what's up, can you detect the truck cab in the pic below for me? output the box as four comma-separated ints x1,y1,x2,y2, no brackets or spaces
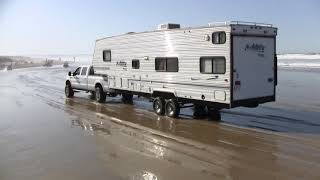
65,65,109,102
67,65,93,90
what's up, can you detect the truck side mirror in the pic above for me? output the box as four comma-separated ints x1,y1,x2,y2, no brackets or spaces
68,71,72,76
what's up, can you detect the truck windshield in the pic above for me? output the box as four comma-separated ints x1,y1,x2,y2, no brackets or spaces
73,67,80,75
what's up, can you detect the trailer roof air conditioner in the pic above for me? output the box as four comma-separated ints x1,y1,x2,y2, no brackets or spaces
157,23,180,30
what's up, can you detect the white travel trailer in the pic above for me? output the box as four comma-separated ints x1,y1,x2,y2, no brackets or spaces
66,21,278,119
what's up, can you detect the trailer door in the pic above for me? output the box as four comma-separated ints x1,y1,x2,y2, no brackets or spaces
232,36,275,101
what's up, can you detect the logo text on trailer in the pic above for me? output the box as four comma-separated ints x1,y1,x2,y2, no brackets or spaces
245,43,265,57
116,61,127,67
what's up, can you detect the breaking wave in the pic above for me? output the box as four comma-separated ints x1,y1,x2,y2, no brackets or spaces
278,54,320,70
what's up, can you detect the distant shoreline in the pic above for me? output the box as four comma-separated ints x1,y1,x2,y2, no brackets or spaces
0,56,67,70
277,53,320,60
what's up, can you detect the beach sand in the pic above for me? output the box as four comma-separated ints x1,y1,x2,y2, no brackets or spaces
0,65,319,180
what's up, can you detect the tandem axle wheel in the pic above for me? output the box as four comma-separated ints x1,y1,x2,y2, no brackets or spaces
152,97,180,118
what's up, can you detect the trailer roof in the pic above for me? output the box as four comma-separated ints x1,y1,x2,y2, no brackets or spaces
96,21,277,42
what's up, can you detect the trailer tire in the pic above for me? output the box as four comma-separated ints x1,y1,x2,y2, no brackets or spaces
207,107,221,121
153,97,165,115
193,105,207,119
65,84,74,98
122,93,133,103
95,86,106,103
165,99,180,118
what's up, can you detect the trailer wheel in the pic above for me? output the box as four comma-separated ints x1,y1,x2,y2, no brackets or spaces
165,99,180,118
207,107,221,121
95,86,106,103
65,84,74,98
193,105,207,119
122,93,133,103
153,97,165,115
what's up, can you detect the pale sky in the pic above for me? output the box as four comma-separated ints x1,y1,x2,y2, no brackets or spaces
0,0,319,55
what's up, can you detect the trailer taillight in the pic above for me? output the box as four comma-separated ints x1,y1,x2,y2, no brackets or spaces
235,81,241,86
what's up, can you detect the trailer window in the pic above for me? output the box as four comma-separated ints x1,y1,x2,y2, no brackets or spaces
132,59,140,69
155,57,178,72
155,58,166,71
201,58,212,73
167,58,179,72
81,67,87,76
103,50,111,62
212,32,226,44
200,57,226,74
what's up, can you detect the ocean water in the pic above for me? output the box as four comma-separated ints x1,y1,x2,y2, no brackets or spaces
27,54,320,71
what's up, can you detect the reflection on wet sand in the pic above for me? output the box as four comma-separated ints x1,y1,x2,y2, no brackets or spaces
65,97,320,180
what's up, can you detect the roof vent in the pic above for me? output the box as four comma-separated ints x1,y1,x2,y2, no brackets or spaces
157,23,180,30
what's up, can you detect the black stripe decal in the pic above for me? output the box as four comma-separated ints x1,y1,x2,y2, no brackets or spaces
125,78,229,89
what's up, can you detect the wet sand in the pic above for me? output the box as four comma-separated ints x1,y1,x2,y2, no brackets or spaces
0,67,320,180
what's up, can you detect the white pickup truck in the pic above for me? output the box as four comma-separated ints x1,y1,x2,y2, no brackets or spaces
65,65,118,102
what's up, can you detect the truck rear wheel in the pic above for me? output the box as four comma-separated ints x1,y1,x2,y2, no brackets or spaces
153,97,165,115
165,99,180,118
89,91,95,99
95,86,106,103
65,84,74,98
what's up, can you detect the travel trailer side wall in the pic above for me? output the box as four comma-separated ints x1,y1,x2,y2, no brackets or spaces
93,25,233,106
66,22,277,118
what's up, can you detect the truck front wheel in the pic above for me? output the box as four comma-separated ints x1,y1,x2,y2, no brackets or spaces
65,84,74,98
95,86,106,103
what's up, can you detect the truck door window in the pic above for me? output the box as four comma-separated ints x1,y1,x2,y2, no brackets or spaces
200,57,226,74
81,67,87,76
212,32,226,44
73,67,81,76
89,67,94,75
